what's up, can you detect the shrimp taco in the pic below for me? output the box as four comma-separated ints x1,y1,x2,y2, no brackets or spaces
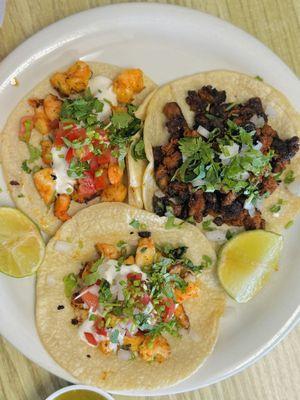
1,61,156,235
142,70,300,240
36,203,225,390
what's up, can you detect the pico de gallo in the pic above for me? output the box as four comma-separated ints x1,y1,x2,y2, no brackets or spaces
63,230,212,362
19,61,145,221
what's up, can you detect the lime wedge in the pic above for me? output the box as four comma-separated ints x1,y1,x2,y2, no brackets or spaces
218,230,283,303
0,207,45,277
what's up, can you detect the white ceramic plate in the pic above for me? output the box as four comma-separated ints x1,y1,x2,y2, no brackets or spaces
0,3,299,397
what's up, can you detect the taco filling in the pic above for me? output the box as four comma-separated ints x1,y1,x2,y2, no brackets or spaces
64,233,212,362
152,86,299,229
18,61,144,221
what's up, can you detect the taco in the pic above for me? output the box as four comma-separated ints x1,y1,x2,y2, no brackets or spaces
1,61,156,235
142,70,300,239
36,203,225,390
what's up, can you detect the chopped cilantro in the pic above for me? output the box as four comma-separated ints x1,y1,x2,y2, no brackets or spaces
111,111,133,130
60,90,103,127
165,215,184,229
63,273,77,298
284,170,295,184
226,230,234,240
255,75,263,81
21,160,32,174
269,198,285,213
89,314,96,321
129,219,147,230
67,159,89,179
202,219,214,231
131,137,146,161
285,220,293,229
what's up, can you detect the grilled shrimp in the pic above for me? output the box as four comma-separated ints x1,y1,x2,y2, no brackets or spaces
66,61,92,92
54,194,71,221
33,168,56,205
174,304,190,329
43,94,62,121
108,163,123,185
123,334,145,351
40,139,53,165
113,69,144,103
34,105,51,135
135,237,155,267
96,243,120,259
139,335,171,363
174,282,199,303
100,182,127,202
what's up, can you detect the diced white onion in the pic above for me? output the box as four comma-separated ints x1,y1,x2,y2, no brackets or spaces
118,349,132,361
255,198,264,211
250,114,265,128
287,178,300,197
54,240,75,253
192,178,206,187
265,105,277,118
155,189,165,198
220,143,239,163
253,141,263,151
197,125,210,138
205,230,227,243
244,199,256,217
237,171,250,180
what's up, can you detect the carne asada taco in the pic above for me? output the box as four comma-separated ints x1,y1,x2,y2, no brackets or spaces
1,61,156,234
36,203,225,390
142,71,300,238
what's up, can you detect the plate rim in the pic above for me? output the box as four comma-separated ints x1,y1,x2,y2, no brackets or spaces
0,2,299,396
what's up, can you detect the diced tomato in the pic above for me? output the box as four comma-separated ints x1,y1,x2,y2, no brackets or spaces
84,332,98,346
77,172,97,199
140,294,150,305
65,148,75,163
82,291,99,311
97,150,112,165
80,146,94,162
19,116,34,142
89,156,99,171
127,273,142,281
94,317,107,336
54,125,86,147
162,298,175,322
94,170,109,191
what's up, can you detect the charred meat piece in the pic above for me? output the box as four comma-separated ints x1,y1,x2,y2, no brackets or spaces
222,191,237,207
161,137,179,156
166,181,190,202
188,189,205,222
163,102,183,120
155,164,170,190
198,85,226,105
153,195,167,216
244,212,266,230
163,151,182,170
186,90,207,112
174,304,190,329
260,175,278,195
153,146,163,167
272,136,300,162
163,102,189,138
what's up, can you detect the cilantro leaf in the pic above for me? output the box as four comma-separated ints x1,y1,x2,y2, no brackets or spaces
63,273,77,298
129,219,147,230
284,170,295,184
131,137,146,161
111,112,133,129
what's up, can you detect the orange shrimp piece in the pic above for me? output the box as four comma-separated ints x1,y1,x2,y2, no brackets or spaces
174,282,199,303
113,69,144,103
54,194,71,222
108,163,123,185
